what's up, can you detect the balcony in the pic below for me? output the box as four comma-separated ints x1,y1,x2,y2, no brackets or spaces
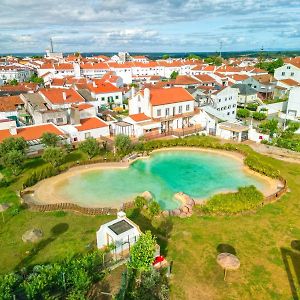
153,108,200,122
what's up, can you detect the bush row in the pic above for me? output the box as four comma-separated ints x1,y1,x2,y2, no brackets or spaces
0,251,105,300
201,185,264,214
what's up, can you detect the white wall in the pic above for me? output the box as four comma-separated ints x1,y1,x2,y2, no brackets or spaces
287,87,300,117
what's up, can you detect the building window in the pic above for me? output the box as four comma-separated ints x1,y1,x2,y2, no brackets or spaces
219,99,221,102
232,111,235,114
101,97,105,101
287,66,291,69
281,72,285,76
138,107,142,113
157,109,161,116
47,119,54,123
179,106,182,113
227,112,230,115
115,95,119,99
186,105,190,111
165,108,170,116
291,72,294,76
85,132,91,139
57,117,64,123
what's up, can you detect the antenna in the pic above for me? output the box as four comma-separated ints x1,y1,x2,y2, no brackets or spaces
219,41,223,58
50,38,54,53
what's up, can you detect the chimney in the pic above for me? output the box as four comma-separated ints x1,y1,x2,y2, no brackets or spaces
70,106,80,125
9,124,17,135
62,91,67,101
92,81,97,88
144,88,150,103
117,211,126,219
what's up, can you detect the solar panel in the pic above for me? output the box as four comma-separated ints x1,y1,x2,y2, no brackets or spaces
108,220,134,235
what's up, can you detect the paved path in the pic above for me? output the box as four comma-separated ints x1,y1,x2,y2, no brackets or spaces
245,141,300,164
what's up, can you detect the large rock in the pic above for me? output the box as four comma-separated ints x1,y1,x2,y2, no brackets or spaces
22,228,43,243
181,206,190,213
141,191,153,201
162,210,170,217
171,209,181,216
174,192,195,207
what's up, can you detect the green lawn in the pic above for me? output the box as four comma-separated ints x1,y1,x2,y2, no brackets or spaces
1,142,300,299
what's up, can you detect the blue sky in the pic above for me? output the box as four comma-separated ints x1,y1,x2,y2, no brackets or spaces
0,0,300,53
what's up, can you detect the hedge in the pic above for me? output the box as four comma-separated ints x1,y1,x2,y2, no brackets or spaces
201,185,264,214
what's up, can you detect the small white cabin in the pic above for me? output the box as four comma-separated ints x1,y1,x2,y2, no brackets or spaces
96,212,141,256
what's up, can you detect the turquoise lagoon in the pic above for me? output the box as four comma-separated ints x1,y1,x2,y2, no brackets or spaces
56,150,266,210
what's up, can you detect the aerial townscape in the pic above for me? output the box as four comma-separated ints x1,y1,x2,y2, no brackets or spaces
1,1,300,300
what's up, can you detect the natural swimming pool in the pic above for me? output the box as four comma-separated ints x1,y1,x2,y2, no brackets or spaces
53,149,268,210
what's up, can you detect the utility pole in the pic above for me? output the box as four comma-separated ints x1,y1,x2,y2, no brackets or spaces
219,41,223,58
50,37,54,53
258,45,264,65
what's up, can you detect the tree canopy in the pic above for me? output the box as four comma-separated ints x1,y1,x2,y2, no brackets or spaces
42,147,66,167
41,132,60,148
0,137,27,157
204,56,223,66
162,54,170,59
128,231,157,272
78,137,100,159
27,73,44,84
1,150,25,175
259,119,279,137
256,58,284,74
187,53,201,60
170,71,179,79
115,134,132,155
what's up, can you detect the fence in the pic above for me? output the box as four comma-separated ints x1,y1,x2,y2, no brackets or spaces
262,177,288,205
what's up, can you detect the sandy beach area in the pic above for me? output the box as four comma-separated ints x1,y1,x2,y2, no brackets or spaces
27,147,281,207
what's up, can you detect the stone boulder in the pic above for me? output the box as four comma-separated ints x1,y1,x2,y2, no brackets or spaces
181,206,190,213
141,191,153,201
162,210,170,217
174,192,195,207
170,209,181,216
22,228,43,243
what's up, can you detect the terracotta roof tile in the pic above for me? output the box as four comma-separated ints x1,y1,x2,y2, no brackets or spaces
75,117,108,131
129,113,151,122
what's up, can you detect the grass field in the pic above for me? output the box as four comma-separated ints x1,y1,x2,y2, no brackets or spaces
0,142,300,299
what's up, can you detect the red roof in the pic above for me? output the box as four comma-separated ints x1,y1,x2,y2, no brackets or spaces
0,123,64,142
72,103,94,111
145,87,194,106
39,88,85,104
129,113,151,122
279,79,300,86
0,129,13,142
75,117,108,131
0,96,24,112
174,75,200,85
86,81,120,94
194,74,215,83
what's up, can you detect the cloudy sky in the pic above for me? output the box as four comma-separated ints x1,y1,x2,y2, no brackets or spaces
1,0,300,54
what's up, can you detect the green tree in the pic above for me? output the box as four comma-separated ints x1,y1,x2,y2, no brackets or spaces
28,73,44,84
237,108,250,119
162,54,170,59
134,196,147,209
115,134,132,155
8,79,18,86
0,137,27,158
187,53,201,60
252,111,267,121
79,137,100,159
42,147,66,167
41,132,60,147
256,58,284,74
204,56,222,66
128,231,156,272
148,201,161,218
2,150,25,175
170,71,179,79
259,119,279,137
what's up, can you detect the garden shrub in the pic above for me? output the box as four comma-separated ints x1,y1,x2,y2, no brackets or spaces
202,185,264,214
0,251,105,300
134,196,147,209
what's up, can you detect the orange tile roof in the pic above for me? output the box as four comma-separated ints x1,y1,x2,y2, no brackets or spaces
194,74,215,82
80,62,109,69
0,95,24,112
129,113,151,122
279,78,300,86
174,75,200,85
51,78,66,86
75,117,108,131
39,88,85,104
0,129,13,142
72,103,94,111
16,124,64,141
86,81,120,94
145,87,194,106
54,63,73,70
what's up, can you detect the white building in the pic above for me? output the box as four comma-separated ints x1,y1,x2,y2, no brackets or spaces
0,66,33,83
127,87,198,136
96,211,141,256
210,86,238,121
286,87,300,118
274,61,300,83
